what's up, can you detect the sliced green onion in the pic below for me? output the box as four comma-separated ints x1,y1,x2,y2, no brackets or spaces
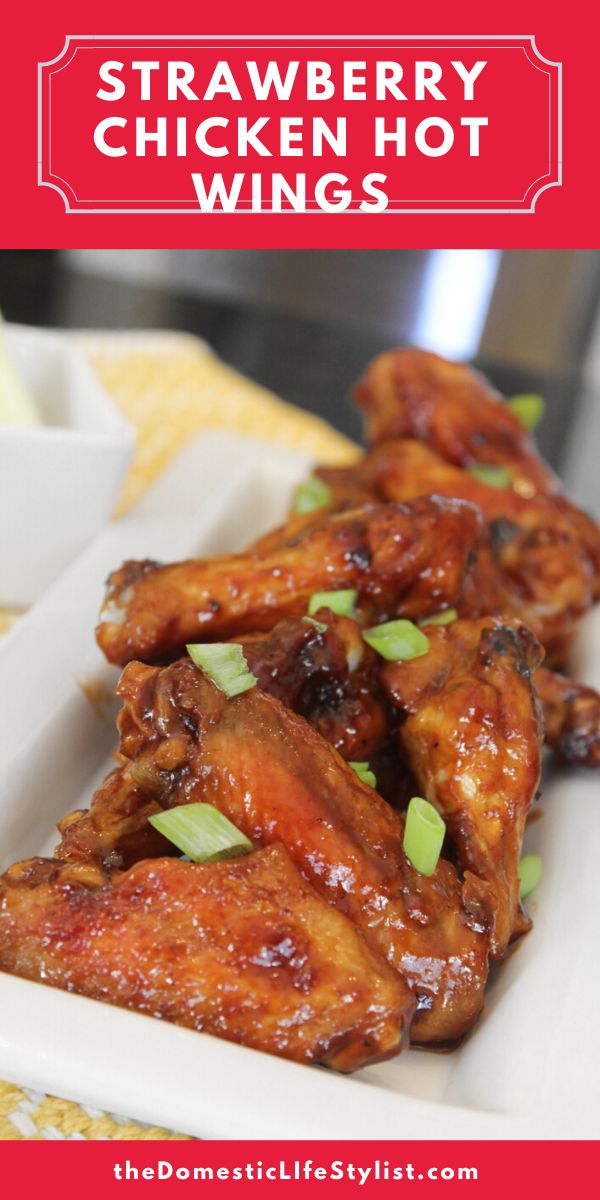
292,476,332,516
349,761,376,788
419,608,458,628
363,619,430,662
308,589,358,618
302,616,328,634
467,464,513,489
403,797,446,877
149,803,253,863
519,853,542,901
507,393,545,431
187,643,257,698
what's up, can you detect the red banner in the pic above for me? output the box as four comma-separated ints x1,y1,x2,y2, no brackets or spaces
0,2,596,271
1,1140,599,1196
37,36,560,216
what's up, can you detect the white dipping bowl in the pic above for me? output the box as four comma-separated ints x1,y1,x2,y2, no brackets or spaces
0,325,134,606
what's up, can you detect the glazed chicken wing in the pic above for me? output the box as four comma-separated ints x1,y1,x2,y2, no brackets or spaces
354,347,555,487
116,658,491,1043
353,347,600,592
239,612,422,800
241,612,502,796
238,597,600,774
96,497,482,667
535,666,600,768
236,612,392,761
6,340,598,1082
56,766,173,869
0,845,409,1072
381,618,544,959
317,439,595,664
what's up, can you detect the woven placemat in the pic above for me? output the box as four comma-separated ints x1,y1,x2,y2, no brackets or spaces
0,331,357,1140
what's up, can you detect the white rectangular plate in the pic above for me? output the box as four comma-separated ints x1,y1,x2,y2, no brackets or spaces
1,430,599,1140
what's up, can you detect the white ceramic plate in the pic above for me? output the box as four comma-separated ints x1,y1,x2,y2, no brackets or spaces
0,430,599,1140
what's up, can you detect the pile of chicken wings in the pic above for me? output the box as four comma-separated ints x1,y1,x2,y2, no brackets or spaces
2,348,600,1073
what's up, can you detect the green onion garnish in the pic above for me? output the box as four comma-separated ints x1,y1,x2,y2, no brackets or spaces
187,643,257,698
349,761,376,788
403,797,446,877
149,803,253,863
519,853,542,901
308,589,358,618
363,619,430,662
302,616,328,634
467,464,513,489
507,394,545,431
418,608,458,628
292,476,332,516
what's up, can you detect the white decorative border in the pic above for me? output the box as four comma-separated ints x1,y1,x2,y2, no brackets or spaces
37,34,563,215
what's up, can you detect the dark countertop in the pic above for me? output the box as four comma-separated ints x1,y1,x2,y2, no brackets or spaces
0,249,593,476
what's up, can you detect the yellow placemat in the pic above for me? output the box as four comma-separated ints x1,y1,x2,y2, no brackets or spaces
0,331,358,1140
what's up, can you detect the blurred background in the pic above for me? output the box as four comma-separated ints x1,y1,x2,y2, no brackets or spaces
1,248,600,507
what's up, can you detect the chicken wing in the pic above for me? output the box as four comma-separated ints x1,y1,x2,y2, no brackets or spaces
381,617,544,958
318,439,594,664
353,347,600,590
0,845,410,1072
96,497,483,668
535,666,600,768
56,766,173,869
116,658,491,1044
354,347,555,487
236,612,392,761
